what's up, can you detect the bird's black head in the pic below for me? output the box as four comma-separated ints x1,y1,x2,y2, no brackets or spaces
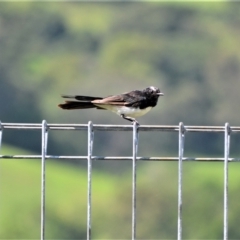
144,86,164,97
141,86,164,108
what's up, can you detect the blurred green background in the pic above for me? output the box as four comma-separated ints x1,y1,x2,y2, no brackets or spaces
1,2,240,239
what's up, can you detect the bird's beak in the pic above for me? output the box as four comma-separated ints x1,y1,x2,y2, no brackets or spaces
157,93,164,96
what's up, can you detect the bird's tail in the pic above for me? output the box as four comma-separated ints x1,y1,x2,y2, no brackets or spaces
58,101,97,110
58,95,104,110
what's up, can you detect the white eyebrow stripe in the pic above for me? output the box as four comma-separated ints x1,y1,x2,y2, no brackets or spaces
150,86,157,91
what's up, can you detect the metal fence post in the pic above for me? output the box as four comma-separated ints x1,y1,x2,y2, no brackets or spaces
224,123,231,240
132,122,139,240
178,122,185,240
41,120,48,240
87,121,94,240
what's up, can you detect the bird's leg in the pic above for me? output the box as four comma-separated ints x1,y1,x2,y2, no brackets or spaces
121,114,139,125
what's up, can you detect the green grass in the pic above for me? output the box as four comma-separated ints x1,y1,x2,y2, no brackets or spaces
0,144,118,239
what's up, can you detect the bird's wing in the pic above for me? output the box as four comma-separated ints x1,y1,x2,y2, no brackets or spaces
92,91,145,106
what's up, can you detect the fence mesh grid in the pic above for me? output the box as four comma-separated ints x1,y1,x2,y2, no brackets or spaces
0,121,239,240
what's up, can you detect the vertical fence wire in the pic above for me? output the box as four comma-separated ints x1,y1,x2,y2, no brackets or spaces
178,122,185,240
0,121,2,187
41,120,48,240
0,122,2,151
224,122,230,240
132,122,139,240
87,121,94,240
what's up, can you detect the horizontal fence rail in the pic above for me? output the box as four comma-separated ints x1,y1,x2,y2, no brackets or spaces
1,122,240,132
0,122,240,161
0,121,239,240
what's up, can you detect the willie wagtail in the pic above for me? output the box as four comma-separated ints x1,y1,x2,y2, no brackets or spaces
58,86,164,124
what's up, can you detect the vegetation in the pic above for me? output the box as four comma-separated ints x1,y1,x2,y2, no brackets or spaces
1,2,240,157
1,2,240,239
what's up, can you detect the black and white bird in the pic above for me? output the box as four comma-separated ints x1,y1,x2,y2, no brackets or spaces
58,86,164,124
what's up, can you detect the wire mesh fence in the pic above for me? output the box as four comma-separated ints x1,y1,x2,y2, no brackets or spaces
0,121,239,240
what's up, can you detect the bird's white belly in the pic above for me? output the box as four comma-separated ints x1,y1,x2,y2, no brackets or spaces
117,106,152,117
95,105,152,117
